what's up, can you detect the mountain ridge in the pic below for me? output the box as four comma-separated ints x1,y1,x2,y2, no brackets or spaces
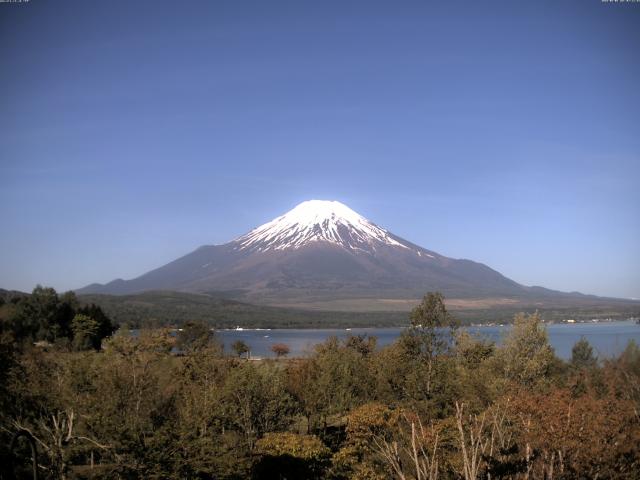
77,200,622,308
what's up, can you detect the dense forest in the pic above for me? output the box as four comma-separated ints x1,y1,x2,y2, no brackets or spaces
1,289,639,479
76,291,409,329
3,288,639,331
57,291,640,329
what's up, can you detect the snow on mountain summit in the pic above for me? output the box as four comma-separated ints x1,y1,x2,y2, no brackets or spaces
235,200,410,252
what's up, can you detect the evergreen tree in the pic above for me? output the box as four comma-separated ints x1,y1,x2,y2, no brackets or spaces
571,336,597,369
71,314,100,350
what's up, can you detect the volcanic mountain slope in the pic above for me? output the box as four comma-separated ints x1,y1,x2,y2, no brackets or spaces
78,200,592,306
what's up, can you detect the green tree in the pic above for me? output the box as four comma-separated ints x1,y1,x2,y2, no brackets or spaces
455,330,495,368
409,292,455,330
254,432,330,479
394,292,458,405
76,303,117,344
71,314,100,350
1,288,114,348
499,312,556,387
231,339,250,358
89,332,178,476
571,337,597,370
345,334,377,357
403,292,458,360
332,403,397,480
222,362,295,450
177,320,219,354
5,349,116,479
604,340,640,418
170,353,245,478
452,330,499,410
8,286,73,343
288,337,375,434
618,339,640,374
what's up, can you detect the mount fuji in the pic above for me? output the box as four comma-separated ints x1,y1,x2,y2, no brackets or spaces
77,200,594,308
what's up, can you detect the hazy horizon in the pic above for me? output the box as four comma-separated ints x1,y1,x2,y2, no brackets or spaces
1,1,639,298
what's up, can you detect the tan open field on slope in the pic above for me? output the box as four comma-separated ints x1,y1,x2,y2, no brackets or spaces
271,297,522,312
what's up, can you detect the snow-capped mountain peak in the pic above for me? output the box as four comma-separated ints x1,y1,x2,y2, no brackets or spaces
77,201,597,308
235,200,410,252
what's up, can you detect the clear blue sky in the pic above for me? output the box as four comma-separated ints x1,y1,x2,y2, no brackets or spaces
1,0,638,298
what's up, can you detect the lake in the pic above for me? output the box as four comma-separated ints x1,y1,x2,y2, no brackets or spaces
216,320,640,360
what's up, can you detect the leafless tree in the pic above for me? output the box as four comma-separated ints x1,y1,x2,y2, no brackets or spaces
371,413,439,480
9,409,114,480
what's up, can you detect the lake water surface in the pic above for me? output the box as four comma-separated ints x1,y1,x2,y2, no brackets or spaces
216,321,640,360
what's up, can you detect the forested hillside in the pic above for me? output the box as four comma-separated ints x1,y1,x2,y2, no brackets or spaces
76,290,640,328
78,291,408,329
